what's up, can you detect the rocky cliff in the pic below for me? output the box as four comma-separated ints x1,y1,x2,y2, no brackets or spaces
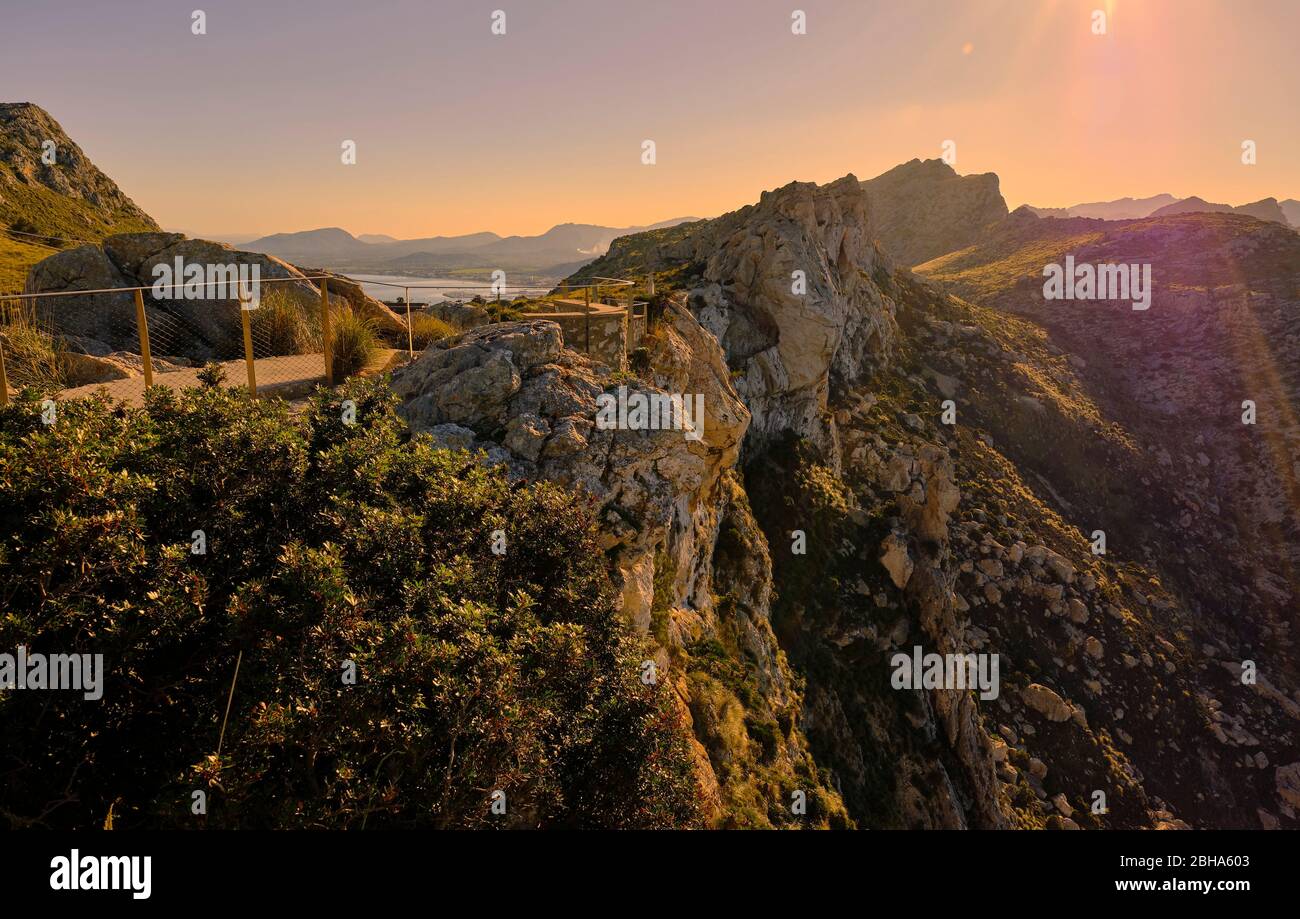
550,173,1300,829
390,314,850,826
402,176,1023,827
860,158,1009,267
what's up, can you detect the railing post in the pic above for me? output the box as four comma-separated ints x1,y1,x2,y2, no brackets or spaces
0,303,9,407
405,286,414,362
320,278,334,385
583,285,591,354
240,301,257,398
132,289,154,387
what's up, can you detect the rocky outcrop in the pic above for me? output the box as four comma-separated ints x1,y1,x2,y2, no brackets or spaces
861,158,1008,267
570,175,1015,828
390,309,848,826
427,301,490,331
393,308,747,634
660,175,900,455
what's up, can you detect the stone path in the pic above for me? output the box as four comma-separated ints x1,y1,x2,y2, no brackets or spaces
57,349,406,406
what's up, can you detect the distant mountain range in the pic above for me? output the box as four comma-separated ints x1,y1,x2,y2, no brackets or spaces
242,219,703,278
1149,195,1289,224
1027,194,1296,226
1024,194,1180,220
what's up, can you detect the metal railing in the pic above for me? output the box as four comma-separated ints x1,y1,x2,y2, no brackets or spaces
0,275,337,404
0,271,657,405
357,275,651,361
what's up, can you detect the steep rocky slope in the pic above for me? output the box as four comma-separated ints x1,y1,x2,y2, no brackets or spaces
555,175,1300,828
860,158,1008,267
1,102,159,290
389,317,851,827
0,103,157,237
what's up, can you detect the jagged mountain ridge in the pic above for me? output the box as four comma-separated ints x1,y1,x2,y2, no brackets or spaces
1025,194,1181,220
562,173,1300,827
1151,195,1289,224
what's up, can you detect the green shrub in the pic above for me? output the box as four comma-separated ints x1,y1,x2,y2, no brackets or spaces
408,313,456,350
485,300,523,323
248,289,319,356
0,377,703,829
0,298,65,391
329,304,378,378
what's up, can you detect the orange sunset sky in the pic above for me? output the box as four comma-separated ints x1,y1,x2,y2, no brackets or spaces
2,0,1295,238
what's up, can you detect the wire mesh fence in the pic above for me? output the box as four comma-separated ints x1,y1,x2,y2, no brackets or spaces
0,272,655,404
356,276,650,369
0,276,336,404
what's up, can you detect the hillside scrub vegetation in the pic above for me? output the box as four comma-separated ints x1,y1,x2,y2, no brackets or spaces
0,372,703,829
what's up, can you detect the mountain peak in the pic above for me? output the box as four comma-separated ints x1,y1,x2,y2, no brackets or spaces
0,101,158,242
861,158,1008,266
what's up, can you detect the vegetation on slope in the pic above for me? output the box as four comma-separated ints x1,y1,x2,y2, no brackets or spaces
0,372,703,829
0,233,57,292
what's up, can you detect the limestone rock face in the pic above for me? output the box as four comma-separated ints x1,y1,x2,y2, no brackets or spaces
1023,683,1074,722
101,233,185,278
671,175,898,453
879,532,913,589
573,174,1004,828
392,311,748,634
861,158,1008,267
24,244,139,349
390,311,845,824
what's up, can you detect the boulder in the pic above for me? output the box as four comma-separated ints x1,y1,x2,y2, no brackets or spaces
428,301,491,331
879,532,914,589
1022,683,1073,722
1276,762,1300,808
24,244,138,349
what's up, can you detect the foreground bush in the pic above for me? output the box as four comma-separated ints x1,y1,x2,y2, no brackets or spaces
248,288,320,356
329,304,377,377
0,298,66,390
409,312,456,350
0,374,702,829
